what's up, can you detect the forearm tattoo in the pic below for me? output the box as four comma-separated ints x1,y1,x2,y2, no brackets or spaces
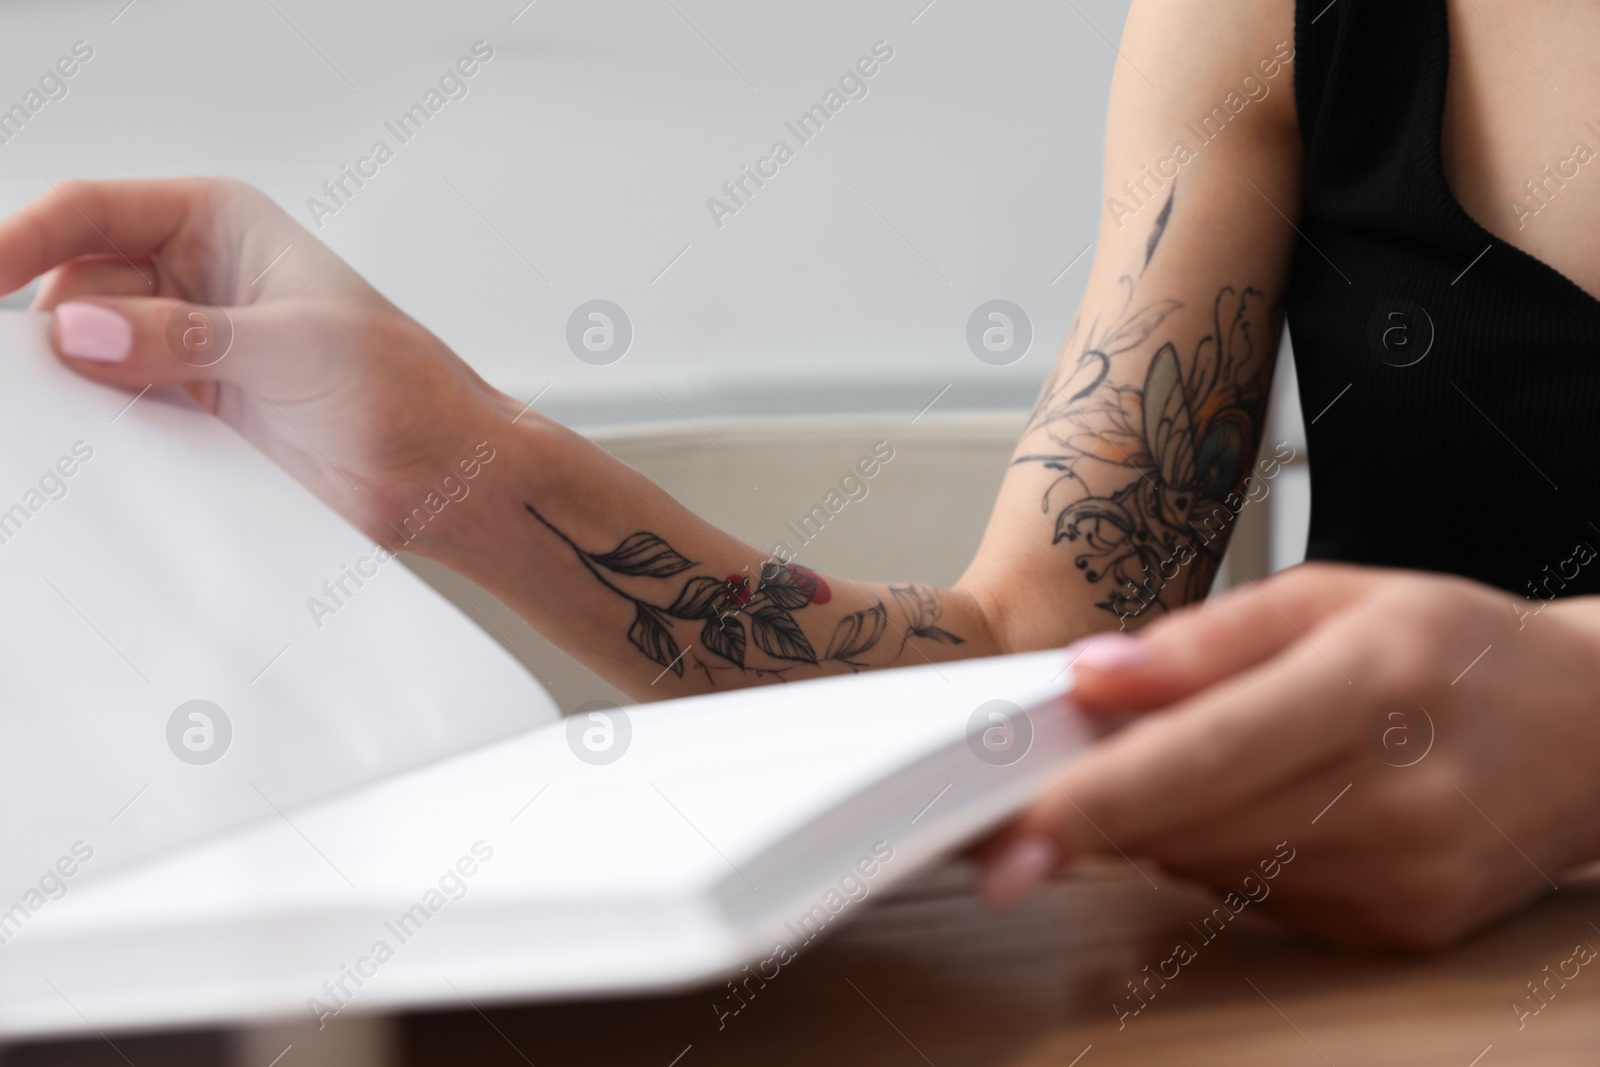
524,504,963,684
1016,187,1275,624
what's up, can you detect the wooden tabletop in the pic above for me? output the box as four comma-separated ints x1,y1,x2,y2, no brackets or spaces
405,858,1600,1067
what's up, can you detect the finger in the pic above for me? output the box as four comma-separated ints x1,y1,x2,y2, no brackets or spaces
182,381,221,413
33,255,163,309
0,179,205,296
50,297,283,388
1069,563,1379,711
982,624,1373,904
978,751,1365,910
1055,636,1366,843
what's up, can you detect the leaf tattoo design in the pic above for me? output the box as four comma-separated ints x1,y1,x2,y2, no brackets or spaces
701,615,746,667
824,602,888,664
663,576,728,619
750,603,817,664
628,604,683,677
523,504,962,683
589,532,695,578
757,563,816,611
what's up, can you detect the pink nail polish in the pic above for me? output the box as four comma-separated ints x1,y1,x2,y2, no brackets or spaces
57,302,132,363
981,836,1058,907
1068,632,1150,673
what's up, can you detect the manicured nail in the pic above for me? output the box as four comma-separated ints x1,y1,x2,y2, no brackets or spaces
980,836,1057,908
56,302,132,363
1068,632,1150,673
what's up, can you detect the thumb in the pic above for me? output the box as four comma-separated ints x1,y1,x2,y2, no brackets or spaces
51,298,242,388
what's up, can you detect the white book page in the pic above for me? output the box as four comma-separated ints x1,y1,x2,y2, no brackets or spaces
0,652,1079,1034
0,311,557,905
35,650,1074,915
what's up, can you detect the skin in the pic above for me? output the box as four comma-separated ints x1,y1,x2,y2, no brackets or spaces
1020,567,1600,949
1441,0,1600,296
2,0,1596,949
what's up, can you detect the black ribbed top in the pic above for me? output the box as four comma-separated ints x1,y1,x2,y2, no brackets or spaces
1289,0,1600,599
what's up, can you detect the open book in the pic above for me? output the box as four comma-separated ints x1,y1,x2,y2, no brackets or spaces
0,312,1088,1039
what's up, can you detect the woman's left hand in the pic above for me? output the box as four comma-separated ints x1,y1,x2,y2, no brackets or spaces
980,562,1600,949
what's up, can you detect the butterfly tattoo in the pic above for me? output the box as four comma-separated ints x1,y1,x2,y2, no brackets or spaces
1016,276,1276,623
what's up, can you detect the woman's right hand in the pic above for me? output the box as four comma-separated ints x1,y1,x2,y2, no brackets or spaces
0,177,514,549
980,564,1600,949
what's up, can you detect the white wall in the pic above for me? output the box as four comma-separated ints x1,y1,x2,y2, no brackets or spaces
0,0,1128,421
0,0,1308,562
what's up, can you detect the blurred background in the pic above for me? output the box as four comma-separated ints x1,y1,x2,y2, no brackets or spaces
0,0,1312,711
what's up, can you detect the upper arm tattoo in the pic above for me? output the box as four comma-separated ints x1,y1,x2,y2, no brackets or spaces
1017,193,1276,626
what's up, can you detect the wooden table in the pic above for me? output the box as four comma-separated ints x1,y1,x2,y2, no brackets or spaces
9,860,1597,1065
403,859,1600,1067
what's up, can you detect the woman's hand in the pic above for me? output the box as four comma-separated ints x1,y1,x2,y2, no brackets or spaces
0,177,512,549
980,563,1600,949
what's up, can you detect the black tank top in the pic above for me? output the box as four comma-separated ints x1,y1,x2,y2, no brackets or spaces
1289,0,1600,601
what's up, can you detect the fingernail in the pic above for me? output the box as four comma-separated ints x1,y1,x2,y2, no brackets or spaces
981,836,1057,908
56,302,132,363
1067,632,1150,673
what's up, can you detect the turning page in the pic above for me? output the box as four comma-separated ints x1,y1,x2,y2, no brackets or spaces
0,311,557,909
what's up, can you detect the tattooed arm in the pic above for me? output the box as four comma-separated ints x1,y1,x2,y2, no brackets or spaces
417,418,987,694
2,0,1301,699
417,0,1304,694
956,0,1303,650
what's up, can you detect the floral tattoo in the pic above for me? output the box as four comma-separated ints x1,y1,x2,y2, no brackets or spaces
523,504,963,683
1016,189,1275,622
